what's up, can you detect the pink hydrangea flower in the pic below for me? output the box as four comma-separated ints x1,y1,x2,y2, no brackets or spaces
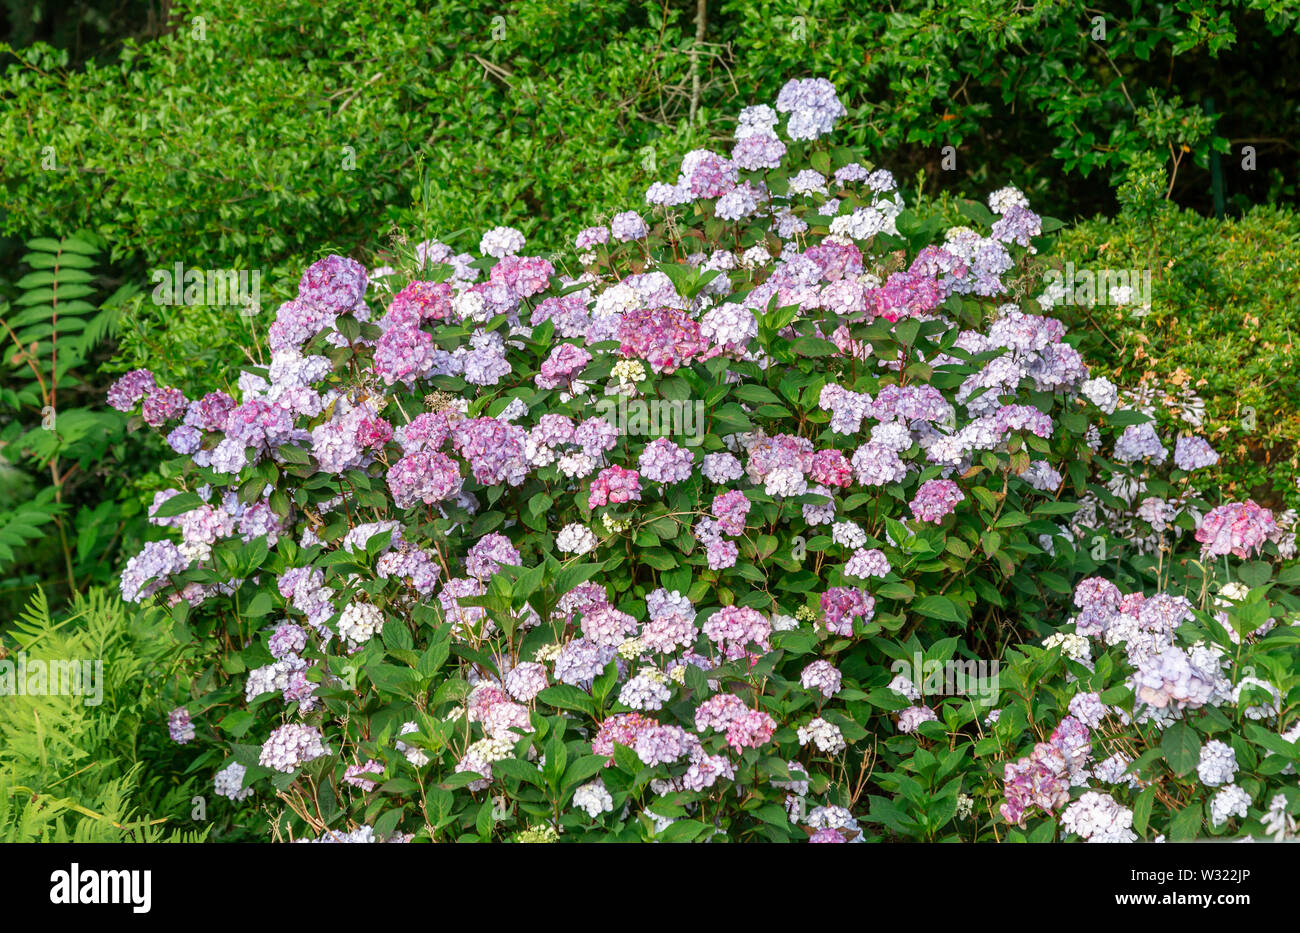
588,465,642,508
1195,500,1279,559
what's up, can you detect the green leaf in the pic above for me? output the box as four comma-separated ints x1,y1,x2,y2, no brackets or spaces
790,336,837,357
1237,561,1271,589
151,491,204,518
1168,801,1203,841
912,595,967,624
562,754,606,793
242,591,273,618
730,384,782,405
1160,721,1201,777
657,819,709,842
277,444,312,465
1132,785,1156,838
536,685,596,716
491,757,542,786
1107,409,1151,427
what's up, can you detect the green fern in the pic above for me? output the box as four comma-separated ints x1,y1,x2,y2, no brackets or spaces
0,588,209,843
0,235,140,583
0,485,63,567
4,236,97,388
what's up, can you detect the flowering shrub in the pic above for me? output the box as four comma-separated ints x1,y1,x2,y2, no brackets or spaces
110,77,1298,842
986,560,1300,842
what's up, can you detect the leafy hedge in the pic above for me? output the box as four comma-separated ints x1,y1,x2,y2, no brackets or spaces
5,0,1298,296
1054,204,1300,508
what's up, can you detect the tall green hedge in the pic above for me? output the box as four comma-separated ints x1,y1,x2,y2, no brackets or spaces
5,0,1298,282
1055,203,1300,507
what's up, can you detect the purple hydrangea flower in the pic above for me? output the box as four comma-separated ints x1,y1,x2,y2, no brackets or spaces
910,479,964,523
168,707,195,744
1174,435,1219,472
387,450,464,508
775,77,846,140
609,211,649,242
638,438,694,484
731,133,786,171
107,369,157,411
299,255,367,313
259,724,327,772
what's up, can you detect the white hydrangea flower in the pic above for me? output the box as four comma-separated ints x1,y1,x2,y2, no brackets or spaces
1060,792,1137,843
1080,377,1119,414
988,185,1029,214
1209,783,1251,827
214,762,253,802
557,452,597,478
338,601,384,647
1214,581,1250,606
831,521,867,549
797,717,846,754
1197,740,1238,787
479,225,526,258
556,523,598,555
616,637,645,661
829,207,884,241
771,613,799,632
573,779,614,818
764,466,807,498
180,541,212,563
533,643,564,663
525,437,558,467
452,289,488,322
611,359,646,385
1043,632,1092,663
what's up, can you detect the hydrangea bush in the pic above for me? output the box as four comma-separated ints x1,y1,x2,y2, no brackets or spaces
990,550,1300,842
110,78,1300,842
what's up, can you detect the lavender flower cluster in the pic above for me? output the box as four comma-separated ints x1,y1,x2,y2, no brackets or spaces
997,573,1298,840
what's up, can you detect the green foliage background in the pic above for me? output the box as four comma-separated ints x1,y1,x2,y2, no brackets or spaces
0,0,1298,840
1057,204,1300,505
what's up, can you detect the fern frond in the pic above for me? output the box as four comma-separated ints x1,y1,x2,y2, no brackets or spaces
1,588,207,843
0,486,63,570
1,235,104,401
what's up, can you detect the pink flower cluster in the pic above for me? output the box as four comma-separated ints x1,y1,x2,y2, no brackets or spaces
910,479,965,524
1195,500,1280,559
